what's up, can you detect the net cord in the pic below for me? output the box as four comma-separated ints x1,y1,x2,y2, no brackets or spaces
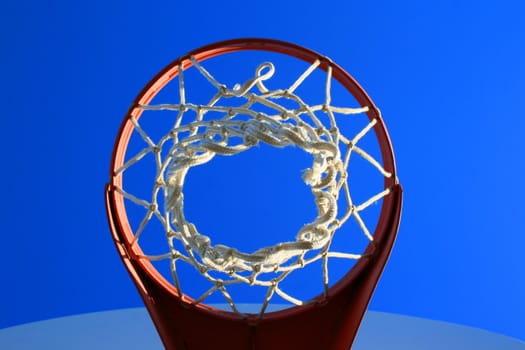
115,57,393,315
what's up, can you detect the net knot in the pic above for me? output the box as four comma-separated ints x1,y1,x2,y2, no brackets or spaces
215,279,224,288
243,135,258,146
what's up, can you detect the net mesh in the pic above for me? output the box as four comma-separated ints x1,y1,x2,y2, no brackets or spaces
115,56,393,316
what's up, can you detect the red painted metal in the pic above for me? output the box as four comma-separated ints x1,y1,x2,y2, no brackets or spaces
106,38,403,350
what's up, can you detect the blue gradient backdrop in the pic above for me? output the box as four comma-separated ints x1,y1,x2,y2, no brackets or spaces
1,0,524,342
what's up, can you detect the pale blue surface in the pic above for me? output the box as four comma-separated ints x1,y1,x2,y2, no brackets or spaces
0,308,523,350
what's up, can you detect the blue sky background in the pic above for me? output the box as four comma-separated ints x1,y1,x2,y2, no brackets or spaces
1,0,524,343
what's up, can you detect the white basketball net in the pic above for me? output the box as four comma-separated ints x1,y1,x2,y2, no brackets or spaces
115,56,393,315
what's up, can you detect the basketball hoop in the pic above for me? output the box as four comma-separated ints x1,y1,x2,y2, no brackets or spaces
106,38,402,349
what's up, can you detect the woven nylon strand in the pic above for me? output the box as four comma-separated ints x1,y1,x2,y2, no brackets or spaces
117,56,393,315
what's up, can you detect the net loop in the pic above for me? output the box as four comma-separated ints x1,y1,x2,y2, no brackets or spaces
119,55,394,313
